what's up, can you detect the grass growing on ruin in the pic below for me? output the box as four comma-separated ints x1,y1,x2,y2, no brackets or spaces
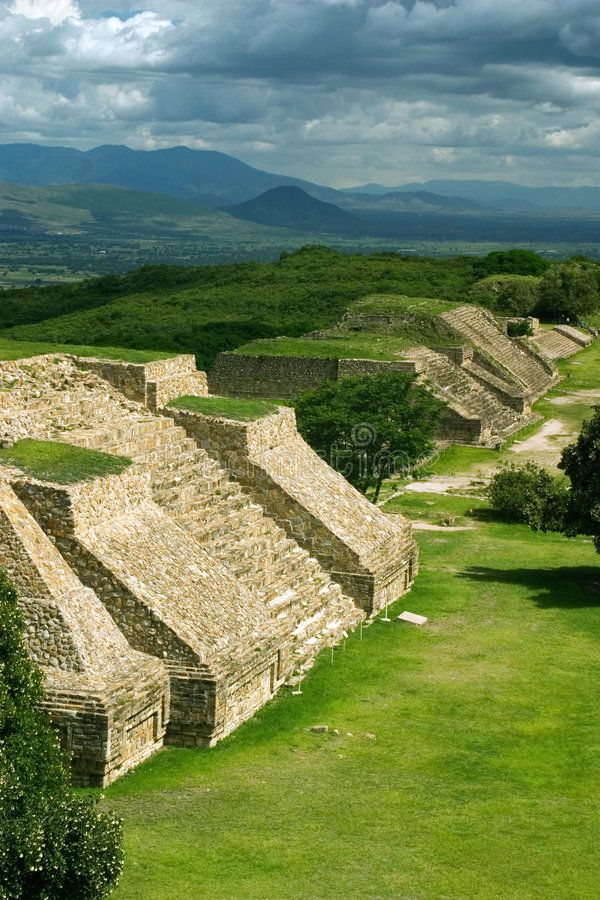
168,395,279,420
234,332,420,360
0,337,178,363
106,490,600,900
0,440,131,484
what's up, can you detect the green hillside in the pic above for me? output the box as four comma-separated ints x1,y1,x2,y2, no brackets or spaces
0,181,299,241
0,248,475,369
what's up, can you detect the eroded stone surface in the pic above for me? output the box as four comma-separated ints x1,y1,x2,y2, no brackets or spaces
0,353,415,781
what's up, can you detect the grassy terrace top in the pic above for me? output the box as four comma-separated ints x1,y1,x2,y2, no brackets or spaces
169,395,279,420
348,293,464,317
0,338,179,363
234,293,471,360
0,440,131,484
234,333,420,360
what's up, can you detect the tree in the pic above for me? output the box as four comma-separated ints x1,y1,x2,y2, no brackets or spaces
0,571,123,899
469,274,541,317
487,409,600,555
536,260,600,321
560,405,600,552
295,371,444,502
487,461,569,529
472,249,550,279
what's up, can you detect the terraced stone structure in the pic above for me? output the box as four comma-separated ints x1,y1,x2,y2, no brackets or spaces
210,297,591,447
0,352,416,783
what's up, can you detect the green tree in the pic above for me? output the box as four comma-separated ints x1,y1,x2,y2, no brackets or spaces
472,249,550,279
469,274,541,316
0,571,123,899
536,261,600,321
486,461,569,529
560,406,600,552
295,371,444,502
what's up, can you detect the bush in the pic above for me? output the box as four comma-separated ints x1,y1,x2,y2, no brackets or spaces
0,571,124,899
487,461,569,529
507,320,534,337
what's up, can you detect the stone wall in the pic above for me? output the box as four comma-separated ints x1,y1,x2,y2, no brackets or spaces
75,354,207,411
0,351,420,779
165,405,419,613
14,469,286,747
0,478,169,786
208,352,419,399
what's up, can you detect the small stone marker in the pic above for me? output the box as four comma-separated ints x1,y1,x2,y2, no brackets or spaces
310,724,328,733
397,611,428,626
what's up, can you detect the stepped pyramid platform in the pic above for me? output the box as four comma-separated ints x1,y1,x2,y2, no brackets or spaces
0,350,415,780
531,324,594,359
209,295,578,447
0,478,169,787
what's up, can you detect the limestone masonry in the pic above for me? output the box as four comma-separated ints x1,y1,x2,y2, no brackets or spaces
0,352,416,785
210,303,592,446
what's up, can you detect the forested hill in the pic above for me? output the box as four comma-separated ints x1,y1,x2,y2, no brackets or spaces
0,247,475,368
1,246,596,370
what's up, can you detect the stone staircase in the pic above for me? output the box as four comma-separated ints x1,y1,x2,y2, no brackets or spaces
532,329,581,359
11,358,362,673
404,347,523,442
440,306,555,399
532,325,593,359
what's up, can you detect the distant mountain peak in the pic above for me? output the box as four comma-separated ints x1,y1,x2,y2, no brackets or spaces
223,185,362,234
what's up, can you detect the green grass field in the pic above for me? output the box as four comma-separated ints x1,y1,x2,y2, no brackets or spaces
0,338,178,363
168,395,279,420
105,484,600,899
0,440,131,484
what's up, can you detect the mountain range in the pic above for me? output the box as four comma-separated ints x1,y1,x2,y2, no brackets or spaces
1,142,600,248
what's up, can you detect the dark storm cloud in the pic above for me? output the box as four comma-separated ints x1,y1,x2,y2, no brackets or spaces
2,0,600,184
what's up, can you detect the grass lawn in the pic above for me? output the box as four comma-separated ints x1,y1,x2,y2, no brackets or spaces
168,395,279,420
106,489,600,900
0,337,179,363
0,440,131,484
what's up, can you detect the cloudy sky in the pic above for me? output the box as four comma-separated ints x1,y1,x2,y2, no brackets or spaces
2,0,600,186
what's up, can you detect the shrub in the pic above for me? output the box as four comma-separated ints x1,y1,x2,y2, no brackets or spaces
0,571,123,899
507,320,534,337
487,462,569,529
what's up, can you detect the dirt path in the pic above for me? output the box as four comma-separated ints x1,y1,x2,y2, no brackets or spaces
510,419,564,454
403,474,488,496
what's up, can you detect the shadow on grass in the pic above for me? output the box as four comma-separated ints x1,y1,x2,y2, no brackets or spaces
459,565,600,608
466,507,502,523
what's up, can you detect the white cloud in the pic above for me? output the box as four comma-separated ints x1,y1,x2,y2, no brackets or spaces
2,0,600,184
9,0,79,25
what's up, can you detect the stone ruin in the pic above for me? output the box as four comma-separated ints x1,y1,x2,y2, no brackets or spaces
210,302,594,447
0,352,418,786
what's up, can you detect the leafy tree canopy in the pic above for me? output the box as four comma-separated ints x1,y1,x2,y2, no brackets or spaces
536,260,600,321
469,274,541,317
560,405,600,552
472,249,550,279
295,370,444,501
487,461,569,530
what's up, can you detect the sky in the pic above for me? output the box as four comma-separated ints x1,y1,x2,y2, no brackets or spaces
2,0,600,187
